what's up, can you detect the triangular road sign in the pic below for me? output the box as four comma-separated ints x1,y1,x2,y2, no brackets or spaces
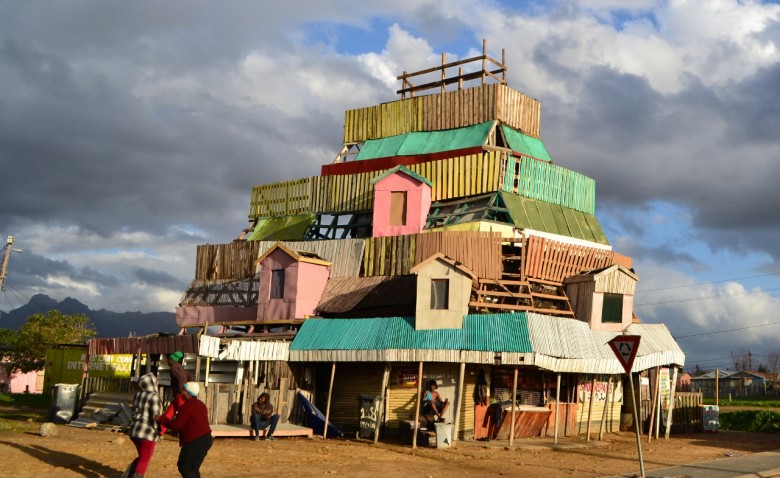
608,335,641,374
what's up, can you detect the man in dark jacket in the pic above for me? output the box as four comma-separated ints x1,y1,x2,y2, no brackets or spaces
157,382,212,478
250,392,280,441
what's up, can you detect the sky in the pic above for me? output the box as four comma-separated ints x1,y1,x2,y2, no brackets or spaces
1,0,780,372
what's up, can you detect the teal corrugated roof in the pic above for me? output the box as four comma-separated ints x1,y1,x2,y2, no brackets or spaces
502,126,552,162
290,313,531,352
355,121,493,161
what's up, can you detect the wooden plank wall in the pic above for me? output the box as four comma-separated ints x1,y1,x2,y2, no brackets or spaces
505,156,596,215
195,241,261,281
343,83,541,143
671,392,703,433
249,151,506,219
363,234,416,276
252,239,365,278
522,236,633,283
89,335,201,356
360,231,503,278
415,231,503,279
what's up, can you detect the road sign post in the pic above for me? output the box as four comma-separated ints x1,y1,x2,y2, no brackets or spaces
608,335,645,478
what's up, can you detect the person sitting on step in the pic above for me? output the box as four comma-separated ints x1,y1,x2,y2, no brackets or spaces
250,392,280,441
420,379,450,428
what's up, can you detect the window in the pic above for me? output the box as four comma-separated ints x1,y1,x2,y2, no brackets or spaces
390,191,407,226
270,269,285,299
601,293,623,323
431,279,449,309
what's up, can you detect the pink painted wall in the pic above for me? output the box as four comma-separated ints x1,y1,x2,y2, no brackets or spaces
294,261,331,318
372,172,432,238
176,306,258,327
0,365,43,394
257,248,329,320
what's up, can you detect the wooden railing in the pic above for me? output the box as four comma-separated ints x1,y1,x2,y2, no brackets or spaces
522,235,633,283
396,39,506,98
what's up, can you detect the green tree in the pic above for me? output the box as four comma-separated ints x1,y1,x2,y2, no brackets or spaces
0,310,96,373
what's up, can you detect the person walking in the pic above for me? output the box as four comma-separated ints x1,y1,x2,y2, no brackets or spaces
122,372,162,478
156,382,213,478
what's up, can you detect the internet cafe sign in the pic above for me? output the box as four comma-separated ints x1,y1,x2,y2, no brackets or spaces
64,350,133,379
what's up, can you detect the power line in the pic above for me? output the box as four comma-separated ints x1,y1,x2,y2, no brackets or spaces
637,272,780,293
674,320,780,339
635,286,780,307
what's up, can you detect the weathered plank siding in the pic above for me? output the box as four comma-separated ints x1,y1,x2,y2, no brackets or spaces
343,83,541,143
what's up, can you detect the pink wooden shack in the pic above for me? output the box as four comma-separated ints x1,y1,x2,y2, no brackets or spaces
176,305,257,328
370,165,432,238
257,242,332,321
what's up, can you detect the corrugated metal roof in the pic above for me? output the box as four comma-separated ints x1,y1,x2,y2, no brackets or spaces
289,312,684,372
527,312,685,373
500,192,609,245
290,313,532,352
355,121,493,161
501,125,552,161
316,275,417,316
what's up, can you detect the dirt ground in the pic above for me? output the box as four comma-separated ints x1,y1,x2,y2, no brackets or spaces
2,406,780,478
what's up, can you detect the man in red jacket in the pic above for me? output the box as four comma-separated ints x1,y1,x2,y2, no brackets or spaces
156,382,212,478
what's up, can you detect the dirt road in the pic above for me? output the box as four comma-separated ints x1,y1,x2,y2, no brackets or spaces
3,420,780,478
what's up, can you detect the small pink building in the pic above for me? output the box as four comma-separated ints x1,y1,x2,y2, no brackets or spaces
257,243,332,321
0,363,44,394
370,165,432,238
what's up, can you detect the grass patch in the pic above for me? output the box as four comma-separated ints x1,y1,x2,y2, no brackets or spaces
719,410,780,432
703,397,780,407
0,394,49,433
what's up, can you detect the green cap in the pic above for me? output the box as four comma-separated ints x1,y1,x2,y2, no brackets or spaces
169,351,184,362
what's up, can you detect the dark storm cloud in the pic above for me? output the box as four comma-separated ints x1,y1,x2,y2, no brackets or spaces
133,267,182,288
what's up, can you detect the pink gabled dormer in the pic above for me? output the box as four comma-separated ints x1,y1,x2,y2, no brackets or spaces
370,165,432,238
257,242,332,321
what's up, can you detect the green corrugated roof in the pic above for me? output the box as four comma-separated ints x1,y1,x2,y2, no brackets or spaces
290,313,531,352
355,121,493,161
247,214,316,241
500,192,609,245
502,126,552,161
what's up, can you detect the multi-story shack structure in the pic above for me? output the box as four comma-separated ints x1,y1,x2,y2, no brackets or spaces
88,42,687,443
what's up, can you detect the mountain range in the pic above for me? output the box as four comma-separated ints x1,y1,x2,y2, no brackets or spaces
0,294,179,338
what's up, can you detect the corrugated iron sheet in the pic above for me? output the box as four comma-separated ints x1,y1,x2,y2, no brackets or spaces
316,275,417,315
252,239,365,278
501,192,608,245
501,125,552,161
355,121,493,161
290,313,531,352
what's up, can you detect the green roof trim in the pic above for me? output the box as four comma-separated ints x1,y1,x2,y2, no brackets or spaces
290,313,531,352
247,214,317,241
501,126,552,162
500,192,609,245
355,121,493,161
370,165,432,186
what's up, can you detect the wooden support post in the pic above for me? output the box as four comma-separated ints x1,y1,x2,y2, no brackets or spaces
195,355,202,382
441,53,446,94
482,39,487,85
510,367,518,446
599,376,613,441
554,373,561,445
648,367,660,443
412,361,424,449
629,373,646,477
665,367,679,439
453,361,466,445
715,369,719,407
374,364,390,445
586,374,596,441
502,49,506,83
205,357,211,389
324,362,336,439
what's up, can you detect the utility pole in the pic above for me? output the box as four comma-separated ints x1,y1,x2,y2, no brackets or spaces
1,235,20,291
